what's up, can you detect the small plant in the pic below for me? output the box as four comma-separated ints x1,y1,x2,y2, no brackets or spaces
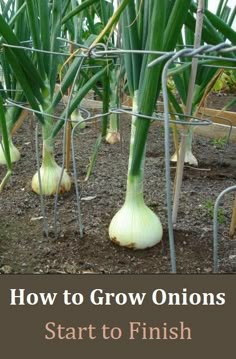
203,200,225,224
210,136,227,149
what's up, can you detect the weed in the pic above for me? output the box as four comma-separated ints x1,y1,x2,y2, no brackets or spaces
203,199,225,224
210,136,227,149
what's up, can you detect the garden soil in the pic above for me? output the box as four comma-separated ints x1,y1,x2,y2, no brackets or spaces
0,93,236,274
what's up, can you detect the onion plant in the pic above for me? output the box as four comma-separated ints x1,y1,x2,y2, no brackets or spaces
80,0,131,180
109,0,192,249
89,0,124,146
101,1,122,145
0,0,30,165
168,0,236,223
105,66,121,144
171,0,236,167
86,0,122,145
0,0,109,195
0,95,12,192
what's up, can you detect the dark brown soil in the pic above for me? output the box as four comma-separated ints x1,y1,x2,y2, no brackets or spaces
206,92,236,111
1,93,236,274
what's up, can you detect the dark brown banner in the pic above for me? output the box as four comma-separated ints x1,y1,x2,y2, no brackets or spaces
0,274,235,358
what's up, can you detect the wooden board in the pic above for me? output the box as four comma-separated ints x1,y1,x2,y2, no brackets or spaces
196,107,236,127
194,107,236,143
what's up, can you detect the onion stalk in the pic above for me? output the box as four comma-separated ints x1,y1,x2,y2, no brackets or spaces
106,68,120,144
109,0,191,250
0,94,12,192
109,92,162,249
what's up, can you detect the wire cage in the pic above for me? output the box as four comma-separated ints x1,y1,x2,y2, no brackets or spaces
1,40,236,273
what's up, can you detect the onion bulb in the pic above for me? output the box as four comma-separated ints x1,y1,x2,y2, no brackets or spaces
71,108,85,130
171,149,198,166
0,138,20,165
171,128,198,166
31,160,71,196
109,179,163,249
31,139,71,195
106,130,120,144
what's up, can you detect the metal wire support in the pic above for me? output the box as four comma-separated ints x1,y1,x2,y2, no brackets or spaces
113,107,212,126
1,39,236,272
90,41,235,273
35,122,49,237
70,120,85,239
86,42,236,64
213,185,236,273
70,113,95,239
161,48,194,274
150,42,236,273
1,42,88,58
70,114,107,239
148,43,236,68
53,55,87,239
